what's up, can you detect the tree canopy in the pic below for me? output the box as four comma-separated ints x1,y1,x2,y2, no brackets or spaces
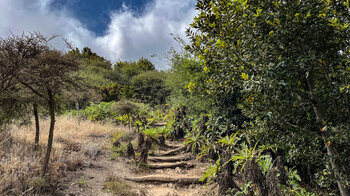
186,0,350,194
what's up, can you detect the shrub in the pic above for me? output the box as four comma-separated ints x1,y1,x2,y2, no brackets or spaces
66,102,116,121
83,102,116,121
111,100,139,117
131,71,170,105
99,82,122,102
110,142,128,160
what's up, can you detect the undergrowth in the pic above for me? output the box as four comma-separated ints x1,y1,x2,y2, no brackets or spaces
0,116,115,195
103,176,137,196
0,130,84,195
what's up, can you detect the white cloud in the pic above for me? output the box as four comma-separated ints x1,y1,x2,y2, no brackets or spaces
0,0,196,69
0,0,96,50
96,0,196,69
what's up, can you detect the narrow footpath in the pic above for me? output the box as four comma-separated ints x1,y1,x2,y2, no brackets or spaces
58,138,212,196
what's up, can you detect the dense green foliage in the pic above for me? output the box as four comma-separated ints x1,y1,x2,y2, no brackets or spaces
166,49,211,114
132,71,169,105
65,48,169,107
182,0,350,195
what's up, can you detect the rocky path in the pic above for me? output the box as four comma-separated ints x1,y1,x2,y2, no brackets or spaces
124,143,210,196
58,140,211,196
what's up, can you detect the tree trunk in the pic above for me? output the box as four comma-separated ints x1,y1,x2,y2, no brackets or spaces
306,73,350,196
138,132,145,151
244,158,267,196
128,112,136,133
75,101,81,125
33,103,40,151
127,141,135,159
41,89,55,177
158,134,166,147
138,136,152,165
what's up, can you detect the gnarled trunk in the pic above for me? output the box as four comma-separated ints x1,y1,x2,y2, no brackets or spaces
244,158,267,196
41,89,55,177
137,132,145,151
138,136,152,165
33,103,40,150
127,141,135,159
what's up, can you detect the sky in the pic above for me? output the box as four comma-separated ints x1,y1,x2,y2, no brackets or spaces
0,0,197,69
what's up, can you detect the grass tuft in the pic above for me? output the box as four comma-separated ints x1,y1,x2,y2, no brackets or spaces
104,176,137,196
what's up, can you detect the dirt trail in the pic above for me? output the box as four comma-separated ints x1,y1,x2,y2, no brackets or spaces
58,139,212,196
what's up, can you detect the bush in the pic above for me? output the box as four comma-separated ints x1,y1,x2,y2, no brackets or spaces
83,102,116,121
131,71,170,105
110,143,128,160
66,102,116,121
111,100,139,116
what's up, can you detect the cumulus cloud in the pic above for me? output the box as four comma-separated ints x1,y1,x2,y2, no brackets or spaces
0,0,95,49
0,0,196,69
96,0,196,69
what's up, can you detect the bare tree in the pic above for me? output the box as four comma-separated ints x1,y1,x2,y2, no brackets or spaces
0,32,50,93
0,32,80,176
0,33,49,128
19,49,80,176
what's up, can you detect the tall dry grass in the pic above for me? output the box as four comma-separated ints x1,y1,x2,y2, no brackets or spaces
11,115,117,149
0,116,123,195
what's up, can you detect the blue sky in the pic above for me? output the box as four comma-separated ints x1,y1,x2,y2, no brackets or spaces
0,0,196,69
49,0,150,36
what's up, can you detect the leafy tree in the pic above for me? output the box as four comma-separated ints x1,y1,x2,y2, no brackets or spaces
166,46,246,138
113,57,156,86
187,0,350,194
80,47,106,61
115,61,141,81
165,49,211,115
24,49,80,176
137,57,155,71
131,71,170,105
65,47,113,109
99,82,122,102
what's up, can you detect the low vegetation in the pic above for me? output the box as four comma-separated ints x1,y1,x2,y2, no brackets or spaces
104,176,137,196
0,117,114,195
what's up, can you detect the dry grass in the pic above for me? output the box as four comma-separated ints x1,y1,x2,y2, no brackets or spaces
104,175,138,196
11,115,117,150
0,115,129,195
0,132,53,195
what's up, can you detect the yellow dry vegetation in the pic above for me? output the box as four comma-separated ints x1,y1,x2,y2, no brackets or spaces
0,116,128,195
11,116,117,150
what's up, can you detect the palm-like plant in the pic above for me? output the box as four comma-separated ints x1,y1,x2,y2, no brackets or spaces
218,133,239,149
142,128,159,140
217,134,271,173
185,130,205,154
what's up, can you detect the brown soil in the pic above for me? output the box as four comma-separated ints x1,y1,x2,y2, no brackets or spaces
56,138,214,196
